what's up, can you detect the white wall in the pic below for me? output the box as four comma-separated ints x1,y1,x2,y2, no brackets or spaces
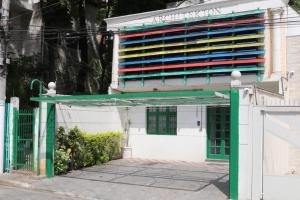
56,105,124,133
127,106,207,162
237,88,254,200
56,105,208,162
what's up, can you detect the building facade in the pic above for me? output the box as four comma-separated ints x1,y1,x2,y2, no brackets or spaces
101,0,300,162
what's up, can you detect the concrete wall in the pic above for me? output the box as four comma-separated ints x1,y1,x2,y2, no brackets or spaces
287,36,300,101
237,87,300,200
56,105,208,162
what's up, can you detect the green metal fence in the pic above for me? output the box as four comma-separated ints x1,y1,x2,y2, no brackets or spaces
4,103,10,172
13,108,35,172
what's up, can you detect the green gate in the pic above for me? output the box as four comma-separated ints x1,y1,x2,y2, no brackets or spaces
13,108,35,172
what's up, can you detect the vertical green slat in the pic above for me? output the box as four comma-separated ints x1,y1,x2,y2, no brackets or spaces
206,107,211,159
32,110,35,172
221,108,226,159
229,89,239,200
46,103,55,177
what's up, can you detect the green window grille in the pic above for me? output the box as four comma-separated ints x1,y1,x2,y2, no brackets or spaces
146,107,177,135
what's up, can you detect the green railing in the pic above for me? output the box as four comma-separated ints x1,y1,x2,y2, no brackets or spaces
13,108,35,172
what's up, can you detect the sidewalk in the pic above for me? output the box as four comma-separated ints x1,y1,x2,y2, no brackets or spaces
0,173,98,200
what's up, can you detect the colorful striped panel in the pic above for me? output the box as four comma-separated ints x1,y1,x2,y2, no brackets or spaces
120,50,264,66
119,67,264,79
120,26,264,45
120,18,265,39
120,34,264,52
119,58,265,72
121,9,264,32
118,9,265,82
120,43,264,59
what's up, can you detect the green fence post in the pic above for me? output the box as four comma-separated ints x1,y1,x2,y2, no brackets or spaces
13,108,18,169
230,89,239,200
4,103,10,172
46,103,55,177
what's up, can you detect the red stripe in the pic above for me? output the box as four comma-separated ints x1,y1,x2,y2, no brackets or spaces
120,18,265,39
118,58,265,72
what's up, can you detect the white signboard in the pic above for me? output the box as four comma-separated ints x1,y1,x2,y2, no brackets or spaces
152,8,221,24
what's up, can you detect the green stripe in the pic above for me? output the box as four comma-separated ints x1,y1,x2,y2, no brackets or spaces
121,9,264,32
119,67,264,79
46,103,55,177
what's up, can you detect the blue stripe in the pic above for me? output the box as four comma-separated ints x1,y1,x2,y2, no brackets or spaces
121,26,264,45
120,50,265,66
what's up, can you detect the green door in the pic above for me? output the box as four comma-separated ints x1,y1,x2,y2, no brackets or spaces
207,107,230,160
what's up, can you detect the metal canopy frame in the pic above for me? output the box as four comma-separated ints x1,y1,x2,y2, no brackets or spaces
30,90,230,107
30,89,239,200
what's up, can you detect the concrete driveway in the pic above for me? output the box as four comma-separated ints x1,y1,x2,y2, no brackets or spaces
1,159,229,200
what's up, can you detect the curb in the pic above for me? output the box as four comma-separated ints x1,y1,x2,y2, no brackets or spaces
0,179,32,189
0,178,101,200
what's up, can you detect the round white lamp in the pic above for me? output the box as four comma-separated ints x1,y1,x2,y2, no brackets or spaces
47,82,56,96
231,70,242,87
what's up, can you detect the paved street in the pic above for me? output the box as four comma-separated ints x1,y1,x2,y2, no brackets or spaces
0,159,229,200
0,185,79,200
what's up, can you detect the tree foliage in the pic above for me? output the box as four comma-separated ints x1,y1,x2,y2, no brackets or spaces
290,0,300,12
6,0,179,107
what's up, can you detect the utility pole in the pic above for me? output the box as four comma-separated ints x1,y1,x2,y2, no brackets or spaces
0,0,10,174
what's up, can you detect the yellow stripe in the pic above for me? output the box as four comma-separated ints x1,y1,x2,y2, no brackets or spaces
119,34,264,52
119,42,264,59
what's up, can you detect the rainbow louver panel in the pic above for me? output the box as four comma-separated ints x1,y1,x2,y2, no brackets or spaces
118,9,265,84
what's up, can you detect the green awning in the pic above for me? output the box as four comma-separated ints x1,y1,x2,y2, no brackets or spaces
30,90,230,107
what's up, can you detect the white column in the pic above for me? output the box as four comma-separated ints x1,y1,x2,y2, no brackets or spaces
271,8,284,80
9,97,19,171
110,33,120,93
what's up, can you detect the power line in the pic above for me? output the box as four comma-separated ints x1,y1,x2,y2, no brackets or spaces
6,15,300,34
8,1,62,22
6,19,300,42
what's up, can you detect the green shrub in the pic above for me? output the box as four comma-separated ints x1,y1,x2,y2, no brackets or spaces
54,126,123,175
54,148,70,175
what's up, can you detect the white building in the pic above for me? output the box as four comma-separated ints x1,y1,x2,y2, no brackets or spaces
99,0,300,162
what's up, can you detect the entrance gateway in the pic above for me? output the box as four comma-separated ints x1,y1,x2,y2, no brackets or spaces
30,89,239,200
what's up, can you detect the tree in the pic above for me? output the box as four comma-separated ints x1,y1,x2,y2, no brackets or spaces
6,0,180,101
112,0,179,16
290,0,300,12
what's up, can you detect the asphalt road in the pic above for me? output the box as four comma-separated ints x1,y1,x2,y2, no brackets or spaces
0,185,79,200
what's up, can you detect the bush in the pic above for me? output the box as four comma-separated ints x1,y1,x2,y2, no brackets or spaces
54,148,70,175
54,127,123,175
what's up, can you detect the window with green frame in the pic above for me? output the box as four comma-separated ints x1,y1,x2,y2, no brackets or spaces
146,107,177,135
